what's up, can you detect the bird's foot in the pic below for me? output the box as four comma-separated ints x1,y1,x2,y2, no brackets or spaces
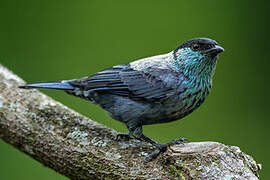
116,133,132,141
144,138,188,163
164,138,188,146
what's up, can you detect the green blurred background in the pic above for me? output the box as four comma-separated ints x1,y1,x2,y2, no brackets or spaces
1,0,269,179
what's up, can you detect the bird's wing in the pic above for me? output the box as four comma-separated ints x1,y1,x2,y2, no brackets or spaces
69,64,185,101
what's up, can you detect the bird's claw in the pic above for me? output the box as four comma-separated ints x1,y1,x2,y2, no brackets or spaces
165,138,188,146
144,149,161,163
116,133,131,141
143,138,188,163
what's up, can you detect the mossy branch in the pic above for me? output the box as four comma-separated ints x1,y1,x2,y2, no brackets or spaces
0,64,261,179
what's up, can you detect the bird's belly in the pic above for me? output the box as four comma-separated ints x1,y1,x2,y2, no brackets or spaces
141,90,208,125
92,91,207,126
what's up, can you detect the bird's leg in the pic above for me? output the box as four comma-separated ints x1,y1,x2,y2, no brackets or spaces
135,129,188,150
131,127,188,162
116,122,143,142
142,136,188,162
121,125,188,162
128,126,163,160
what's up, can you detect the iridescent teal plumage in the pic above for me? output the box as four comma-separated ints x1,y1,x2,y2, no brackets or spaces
20,37,224,161
170,47,218,117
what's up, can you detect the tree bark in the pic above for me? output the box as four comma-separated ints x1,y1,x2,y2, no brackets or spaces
0,64,261,179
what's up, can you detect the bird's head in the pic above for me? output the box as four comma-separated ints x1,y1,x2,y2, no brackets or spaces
172,38,224,79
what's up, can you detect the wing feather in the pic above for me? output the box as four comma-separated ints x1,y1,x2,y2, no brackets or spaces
69,64,184,101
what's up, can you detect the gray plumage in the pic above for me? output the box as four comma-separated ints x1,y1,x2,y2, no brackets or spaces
20,38,224,161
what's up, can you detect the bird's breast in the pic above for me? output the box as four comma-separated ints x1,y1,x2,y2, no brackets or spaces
178,78,212,115
141,78,212,125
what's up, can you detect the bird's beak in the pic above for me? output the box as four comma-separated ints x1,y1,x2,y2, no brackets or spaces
203,45,224,56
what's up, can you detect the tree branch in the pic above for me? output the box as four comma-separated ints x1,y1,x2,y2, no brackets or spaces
0,64,261,179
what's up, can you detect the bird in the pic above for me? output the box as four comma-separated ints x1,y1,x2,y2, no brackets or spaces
19,38,224,161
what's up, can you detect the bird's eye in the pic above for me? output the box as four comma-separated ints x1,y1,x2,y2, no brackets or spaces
192,44,199,51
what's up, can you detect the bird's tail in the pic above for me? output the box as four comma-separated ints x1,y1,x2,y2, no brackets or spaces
19,81,75,90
